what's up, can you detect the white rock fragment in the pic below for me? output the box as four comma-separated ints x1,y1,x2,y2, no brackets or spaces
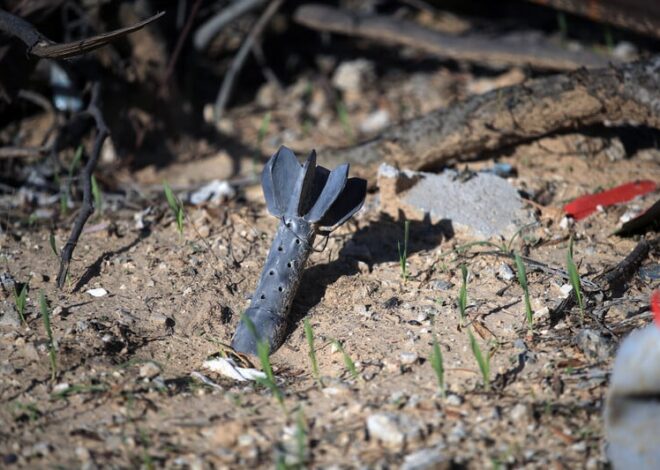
359,109,391,134
139,361,162,379
605,316,660,469
202,357,266,382
52,382,70,394
497,263,515,281
559,284,573,298
399,352,419,365
86,288,108,297
366,412,424,449
332,59,374,93
402,446,449,470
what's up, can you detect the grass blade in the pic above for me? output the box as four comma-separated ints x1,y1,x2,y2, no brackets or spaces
397,219,410,282
303,318,322,386
458,264,468,326
91,174,103,215
468,329,490,391
39,292,57,382
514,253,534,330
163,181,185,237
332,340,359,380
13,283,28,325
566,237,585,320
49,233,59,257
241,313,285,411
430,336,445,398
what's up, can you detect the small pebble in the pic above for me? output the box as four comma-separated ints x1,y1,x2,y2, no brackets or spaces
86,288,108,297
399,352,419,365
139,361,161,379
52,382,70,394
497,263,515,281
445,394,463,406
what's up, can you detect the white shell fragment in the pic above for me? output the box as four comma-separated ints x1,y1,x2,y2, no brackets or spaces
86,288,108,297
202,357,266,382
605,324,660,469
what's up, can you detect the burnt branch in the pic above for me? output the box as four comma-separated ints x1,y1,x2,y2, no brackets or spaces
0,9,164,59
56,83,108,289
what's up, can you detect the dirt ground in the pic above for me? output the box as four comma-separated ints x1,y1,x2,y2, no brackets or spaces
1,56,659,469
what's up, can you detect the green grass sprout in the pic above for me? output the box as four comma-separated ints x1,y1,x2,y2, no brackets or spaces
430,335,445,398
566,237,585,320
163,181,185,237
458,264,468,326
49,233,59,258
13,282,28,325
303,318,322,386
514,253,534,330
241,314,285,410
468,329,491,391
397,219,410,282
332,340,359,380
91,174,103,216
39,292,57,382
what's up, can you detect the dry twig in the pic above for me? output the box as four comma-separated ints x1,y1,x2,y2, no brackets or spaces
56,83,109,289
0,9,164,59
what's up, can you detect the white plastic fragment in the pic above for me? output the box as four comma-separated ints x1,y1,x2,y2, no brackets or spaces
188,180,235,205
86,288,108,297
202,357,266,382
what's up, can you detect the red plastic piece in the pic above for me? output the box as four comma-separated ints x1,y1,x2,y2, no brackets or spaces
652,290,660,329
564,180,657,220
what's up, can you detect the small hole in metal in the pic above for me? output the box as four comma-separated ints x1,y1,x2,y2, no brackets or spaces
269,270,274,275
260,294,265,300
295,239,300,244
278,286,283,292
287,262,292,268
277,246,283,251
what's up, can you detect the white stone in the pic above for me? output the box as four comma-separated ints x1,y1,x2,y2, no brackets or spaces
86,288,108,297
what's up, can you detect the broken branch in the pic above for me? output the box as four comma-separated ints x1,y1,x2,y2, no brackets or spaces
319,55,660,183
294,4,610,71
0,9,164,59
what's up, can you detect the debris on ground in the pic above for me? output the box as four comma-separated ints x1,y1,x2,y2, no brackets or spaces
377,163,536,238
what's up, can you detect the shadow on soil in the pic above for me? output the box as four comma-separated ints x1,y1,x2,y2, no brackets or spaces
72,229,151,293
286,213,454,340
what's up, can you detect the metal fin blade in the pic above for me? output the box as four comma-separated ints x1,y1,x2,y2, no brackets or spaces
305,163,349,223
319,177,367,228
262,146,301,216
287,149,317,216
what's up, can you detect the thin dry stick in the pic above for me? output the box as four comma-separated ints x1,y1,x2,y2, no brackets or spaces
56,83,109,289
0,9,164,59
214,0,284,122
